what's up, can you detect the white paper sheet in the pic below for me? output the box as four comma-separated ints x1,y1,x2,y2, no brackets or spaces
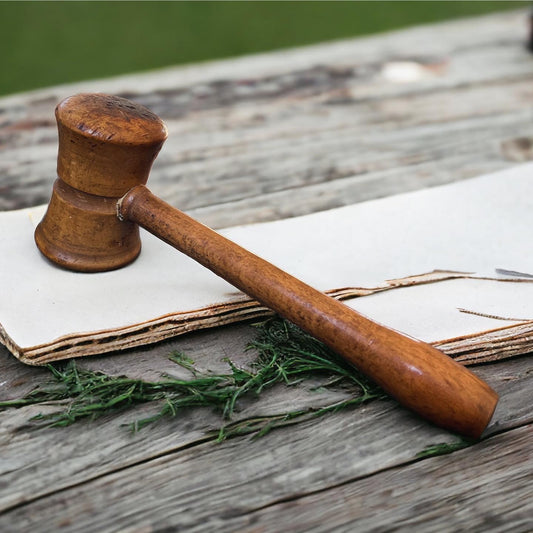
1,164,532,364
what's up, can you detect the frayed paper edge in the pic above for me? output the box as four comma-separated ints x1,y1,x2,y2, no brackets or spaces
3,269,532,366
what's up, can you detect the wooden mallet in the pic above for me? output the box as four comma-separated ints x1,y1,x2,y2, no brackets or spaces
35,93,498,438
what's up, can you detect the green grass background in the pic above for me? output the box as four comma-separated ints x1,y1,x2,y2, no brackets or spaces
0,1,525,97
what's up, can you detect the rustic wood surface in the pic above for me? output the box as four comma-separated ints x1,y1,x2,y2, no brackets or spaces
1,9,532,532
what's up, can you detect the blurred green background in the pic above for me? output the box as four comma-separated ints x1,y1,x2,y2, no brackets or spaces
0,1,525,97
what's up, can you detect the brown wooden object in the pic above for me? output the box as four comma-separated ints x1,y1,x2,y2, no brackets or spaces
35,93,498,438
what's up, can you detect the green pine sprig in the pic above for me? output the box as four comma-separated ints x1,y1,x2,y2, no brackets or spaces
0,317,386,439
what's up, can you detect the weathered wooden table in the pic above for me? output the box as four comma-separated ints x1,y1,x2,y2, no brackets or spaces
1,9,532,531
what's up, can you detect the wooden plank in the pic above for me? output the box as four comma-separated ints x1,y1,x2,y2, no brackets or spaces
0,345,531,528
215,424,533,533
0,346,45,402
0,11,532,224
2,81,532,225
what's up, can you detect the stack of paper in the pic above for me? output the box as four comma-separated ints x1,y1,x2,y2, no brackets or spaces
1,164,531,365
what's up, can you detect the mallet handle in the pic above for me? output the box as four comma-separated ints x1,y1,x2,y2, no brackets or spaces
120,185,498,438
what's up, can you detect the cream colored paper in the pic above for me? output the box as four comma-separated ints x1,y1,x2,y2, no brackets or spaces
1,164,532,364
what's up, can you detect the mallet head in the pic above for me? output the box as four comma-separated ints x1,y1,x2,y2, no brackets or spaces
34,93,167,272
